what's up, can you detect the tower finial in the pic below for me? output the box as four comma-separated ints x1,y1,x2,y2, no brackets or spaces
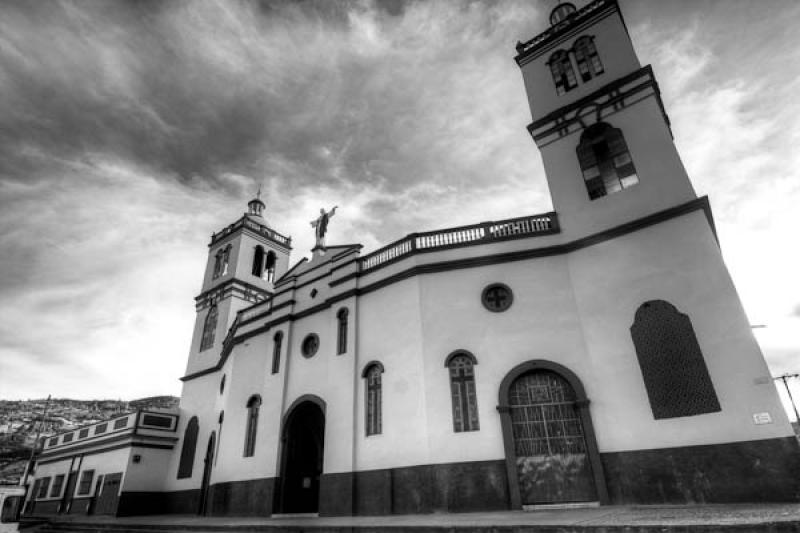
247,185,266,218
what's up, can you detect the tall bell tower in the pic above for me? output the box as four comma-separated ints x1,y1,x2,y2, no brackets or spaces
516,0,697,240
185,194,292,375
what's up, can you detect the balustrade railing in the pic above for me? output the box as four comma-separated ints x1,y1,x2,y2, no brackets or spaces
359,212,558,272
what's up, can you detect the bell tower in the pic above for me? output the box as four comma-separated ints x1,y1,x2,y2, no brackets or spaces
516,0,697,240
185,193,292,375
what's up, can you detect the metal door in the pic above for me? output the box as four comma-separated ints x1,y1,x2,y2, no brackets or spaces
509,370,596,504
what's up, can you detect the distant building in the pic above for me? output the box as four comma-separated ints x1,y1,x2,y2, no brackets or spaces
23,0,800,519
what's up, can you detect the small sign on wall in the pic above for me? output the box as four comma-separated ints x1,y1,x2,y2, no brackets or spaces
753,412,772,425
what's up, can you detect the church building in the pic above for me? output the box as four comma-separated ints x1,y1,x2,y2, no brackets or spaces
23,0,800,518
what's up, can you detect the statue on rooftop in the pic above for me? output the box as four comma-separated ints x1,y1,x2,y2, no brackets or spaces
311,206,338,249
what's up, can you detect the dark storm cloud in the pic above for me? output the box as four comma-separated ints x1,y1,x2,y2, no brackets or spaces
0,0,543,200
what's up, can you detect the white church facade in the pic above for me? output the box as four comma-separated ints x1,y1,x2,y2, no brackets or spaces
23,0,800,518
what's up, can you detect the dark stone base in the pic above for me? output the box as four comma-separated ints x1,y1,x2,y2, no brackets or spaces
602,436,800,504
112,438,800,518
27,500,59,515
67,497,91,515
333,460,510,516
118,489,198,516
209,478,275,516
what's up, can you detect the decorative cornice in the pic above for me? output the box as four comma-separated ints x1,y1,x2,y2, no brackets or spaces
181,197,716,382
209,215,292,250
527,65,671,146
515,0,616,66
194,278,270,310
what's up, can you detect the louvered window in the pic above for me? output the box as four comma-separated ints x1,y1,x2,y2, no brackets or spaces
577,123,638,200
573,36,604,82
549,50,577,95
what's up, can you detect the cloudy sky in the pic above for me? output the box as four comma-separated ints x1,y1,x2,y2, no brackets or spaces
1,0,799,416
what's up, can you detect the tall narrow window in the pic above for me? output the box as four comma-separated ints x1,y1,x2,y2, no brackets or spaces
77,470,94,495
573,36,603,82
447,352,480,432
49,475,64,497
177,416,198,479
363,362,383,436
271,332,283,374
264,251,277,282
252,245,265,277
244,395,261,457
631,300,721,419
548,50,577,95
212,249,223,279
200,305,218,351
577,122,638,200
337,308,348,355
221,244,231,276
37,478,50,499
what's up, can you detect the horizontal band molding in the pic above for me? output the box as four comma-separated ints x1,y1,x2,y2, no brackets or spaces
182,197,714,382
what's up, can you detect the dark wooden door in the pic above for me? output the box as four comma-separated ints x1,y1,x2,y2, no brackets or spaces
198,432,215,516
59,472,78,513
509,370,596,504
278,402,325,513
93,473,122,515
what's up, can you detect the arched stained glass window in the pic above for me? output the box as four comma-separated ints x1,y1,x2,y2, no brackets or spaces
573,36,603,82
337,308,348,355
244,395,261,457
446,352,480,432
200,305,218,352
363,362,383,436
577,122,638,200
252,245,265,277
548,50,577,95
631,300,721,419
271,331,283,374
177,416,198,479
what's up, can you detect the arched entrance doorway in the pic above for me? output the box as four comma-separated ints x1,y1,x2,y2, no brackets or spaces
197,431,215,515
498,361,607,508
277,397,325,513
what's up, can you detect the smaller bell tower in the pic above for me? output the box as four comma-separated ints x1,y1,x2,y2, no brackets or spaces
185,193,292,375
515,0,697,240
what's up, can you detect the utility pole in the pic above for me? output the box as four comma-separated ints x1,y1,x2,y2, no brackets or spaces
21,395,51,487
774,373,800,422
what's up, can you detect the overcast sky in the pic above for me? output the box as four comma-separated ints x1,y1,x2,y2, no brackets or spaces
1,0,799,416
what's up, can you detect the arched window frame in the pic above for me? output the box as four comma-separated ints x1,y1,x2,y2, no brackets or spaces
200,305,218,352
221,244,231,276
577,122,639,200
445,351,480,432
212,249,223,279
177,416,199,479
243,395,261,457
573,35,604,82
362,362,384,436
252,245,265,277
548,49,577,95
336,308,349,355
271,331,283,374
264,251,277,282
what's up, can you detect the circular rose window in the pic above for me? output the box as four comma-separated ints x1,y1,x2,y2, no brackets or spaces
301,334,320,358
482,283,513,312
